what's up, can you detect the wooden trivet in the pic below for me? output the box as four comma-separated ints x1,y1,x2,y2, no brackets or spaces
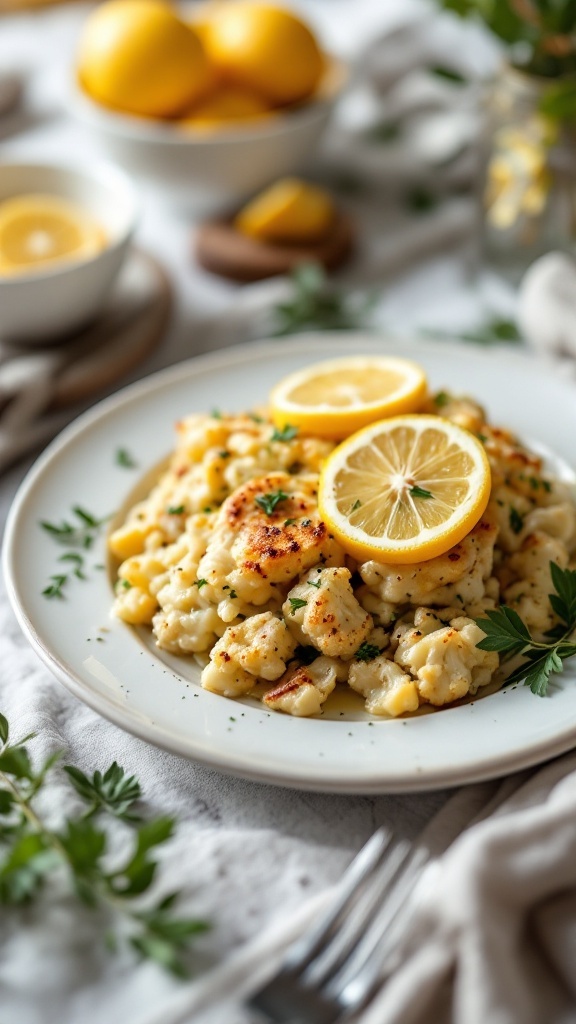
195,208,355,282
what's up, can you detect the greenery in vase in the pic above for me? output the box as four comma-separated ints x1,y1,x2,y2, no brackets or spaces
437,0,576,114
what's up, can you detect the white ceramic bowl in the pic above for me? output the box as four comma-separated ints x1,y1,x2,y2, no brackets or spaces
69,61,347,213
0,161,137,343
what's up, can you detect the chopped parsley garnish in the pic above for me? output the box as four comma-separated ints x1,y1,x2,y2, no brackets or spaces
218,450,231,459
410,485,434,500
211,408,222,419
434,391,450,407
203,507,212,513
115,448,137,469
271,424,299,443
543,480,552,493
307,579,322,589
167,505,185,515
351,499,362,512
355,641,382,662
248,412,264,424
255,490,289,516
509,507,524,535
194,579,208,589
284,518,297,526
301,518,312,527
475,563,576,697
121,580,132,590
477,433,488,443
288,597,307,615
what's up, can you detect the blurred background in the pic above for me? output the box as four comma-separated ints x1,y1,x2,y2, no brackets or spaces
1,0,575,465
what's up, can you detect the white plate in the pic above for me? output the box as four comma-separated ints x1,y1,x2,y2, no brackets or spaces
5,334,576,793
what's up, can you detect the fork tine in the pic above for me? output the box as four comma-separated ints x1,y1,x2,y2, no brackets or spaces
280,828,392,974
302,838,413,988
248,830,429,1024
329,845,429,1011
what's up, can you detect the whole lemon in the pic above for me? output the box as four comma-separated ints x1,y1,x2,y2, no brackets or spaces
203,3,324,106
78,0,211,118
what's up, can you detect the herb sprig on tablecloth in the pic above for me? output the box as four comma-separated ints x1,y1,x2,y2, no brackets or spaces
0,717,209,975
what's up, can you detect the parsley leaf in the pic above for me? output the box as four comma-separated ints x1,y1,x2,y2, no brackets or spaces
271,425,299,443
115,448,137,469
475,564,576,696
354,642,382,662
509,507,524,535
288,598,307,615
410,485,434,500
255,490,289,516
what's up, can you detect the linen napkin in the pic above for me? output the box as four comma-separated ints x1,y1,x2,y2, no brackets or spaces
133,752,576,1024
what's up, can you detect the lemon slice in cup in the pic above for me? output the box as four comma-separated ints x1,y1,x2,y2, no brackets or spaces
269,357,428,440
318,414,491,564
0,194,105,276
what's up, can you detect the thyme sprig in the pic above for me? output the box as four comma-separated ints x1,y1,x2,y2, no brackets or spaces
40,506,110,599
0,716,209,975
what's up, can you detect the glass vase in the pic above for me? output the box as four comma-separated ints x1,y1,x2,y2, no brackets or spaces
482,65,576,276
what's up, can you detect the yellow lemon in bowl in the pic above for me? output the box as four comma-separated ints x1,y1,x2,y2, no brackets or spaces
202,2,324,106
78,0,211,118
181,86,272,129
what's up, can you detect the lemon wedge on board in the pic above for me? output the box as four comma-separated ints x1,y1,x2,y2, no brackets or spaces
318,414,491,563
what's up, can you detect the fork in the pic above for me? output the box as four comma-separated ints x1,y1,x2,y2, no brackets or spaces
247,829,430,1024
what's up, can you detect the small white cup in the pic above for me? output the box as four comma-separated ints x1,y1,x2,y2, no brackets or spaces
0,161,138,344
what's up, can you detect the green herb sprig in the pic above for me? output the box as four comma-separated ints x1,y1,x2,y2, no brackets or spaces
410,485,434,500
354,642,383,662
272,263,374,337
475,563,576,696
255,490,289,516
0,716,208,975
40,507,110,599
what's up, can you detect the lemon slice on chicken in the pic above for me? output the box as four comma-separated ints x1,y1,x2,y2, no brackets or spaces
269,357,427,440
318,414,491,563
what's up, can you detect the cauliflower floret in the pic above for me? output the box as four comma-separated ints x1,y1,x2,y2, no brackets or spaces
359,509,497,609
523,503,576,553
424,392,486,433
283,566,373,659
203,611,296,685
491,486,535,553
263,656,343,716
501,532,569,634
395,615,499,705
348,656,419,717
153,606,226,653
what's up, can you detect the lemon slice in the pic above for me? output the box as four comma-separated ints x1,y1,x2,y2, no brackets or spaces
235,178,334,243
318,414,491,564
270,357,428,440
0,194,105,276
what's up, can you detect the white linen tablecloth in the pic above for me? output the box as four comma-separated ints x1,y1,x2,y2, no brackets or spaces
1,4,575,1024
